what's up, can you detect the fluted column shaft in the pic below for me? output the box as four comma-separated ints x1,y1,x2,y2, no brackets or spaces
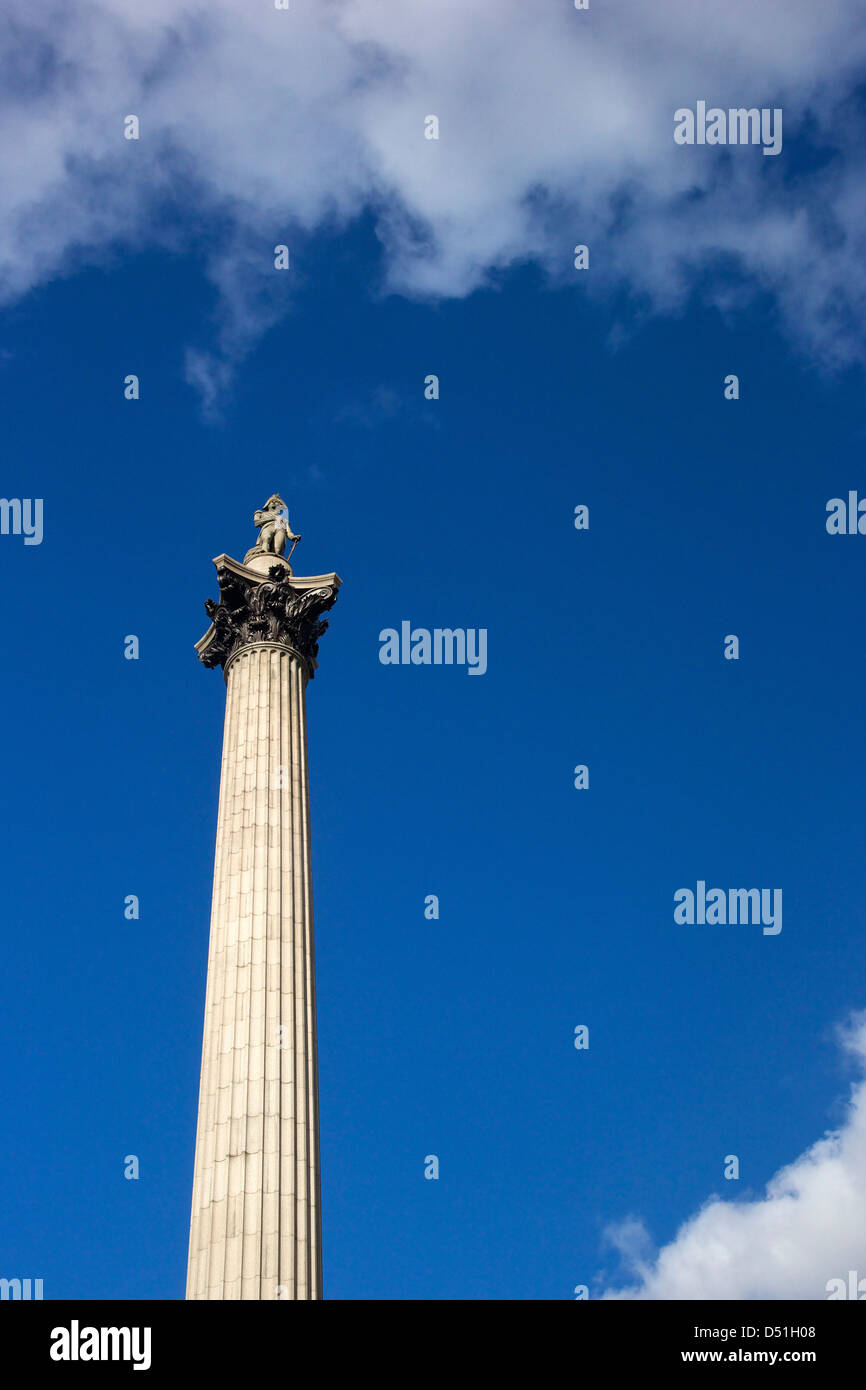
187,643,321,1299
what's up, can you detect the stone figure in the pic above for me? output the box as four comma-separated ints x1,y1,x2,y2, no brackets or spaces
244,494,301,565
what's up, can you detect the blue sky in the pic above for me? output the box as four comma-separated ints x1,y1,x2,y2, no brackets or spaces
1,0,865,1302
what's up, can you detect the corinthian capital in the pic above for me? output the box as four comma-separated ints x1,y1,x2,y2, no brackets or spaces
195,553,341,679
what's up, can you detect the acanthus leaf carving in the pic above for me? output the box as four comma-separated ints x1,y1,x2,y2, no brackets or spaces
199,564,338,677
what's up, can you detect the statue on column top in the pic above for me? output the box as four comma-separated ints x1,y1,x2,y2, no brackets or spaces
243,494,302,566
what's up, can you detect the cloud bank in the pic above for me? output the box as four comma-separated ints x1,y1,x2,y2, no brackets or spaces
602,1014,866,1300
2,0,866,398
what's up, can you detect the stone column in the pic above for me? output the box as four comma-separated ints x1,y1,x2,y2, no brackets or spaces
186,541,340,1301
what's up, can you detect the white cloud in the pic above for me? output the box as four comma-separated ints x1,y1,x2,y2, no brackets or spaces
602,1014,866,1300
1,0,865,404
